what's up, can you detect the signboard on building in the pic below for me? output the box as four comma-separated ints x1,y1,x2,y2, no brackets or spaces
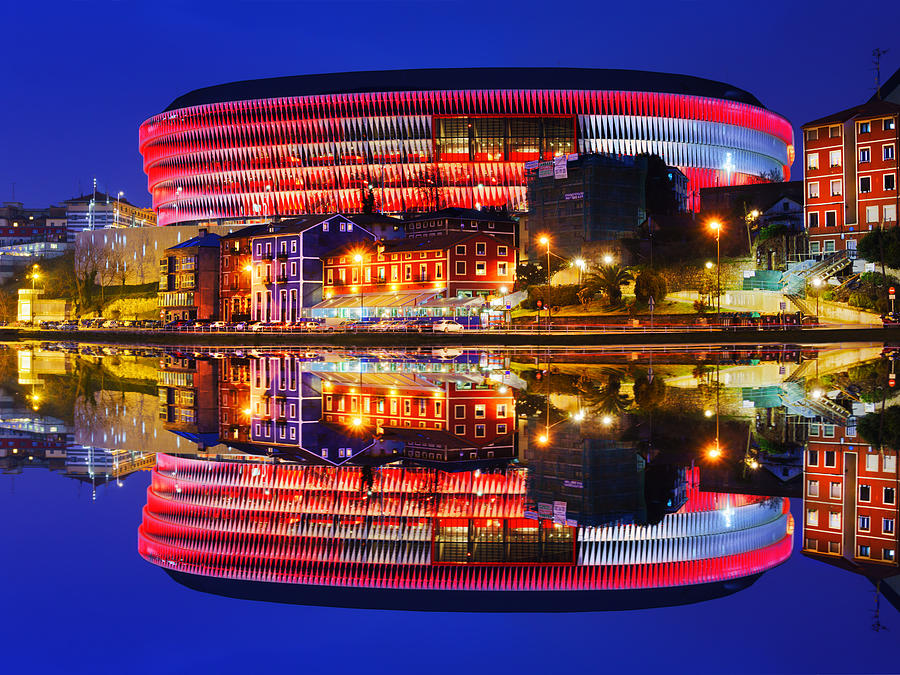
538,162,554,178
552,500,567,524
564,192,584,201
553,155,568,179
538,502,553,518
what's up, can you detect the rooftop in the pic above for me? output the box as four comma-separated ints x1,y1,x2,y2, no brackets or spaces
802,99,900,128
166,231,222,250
163,67,767,112
404,207,516,224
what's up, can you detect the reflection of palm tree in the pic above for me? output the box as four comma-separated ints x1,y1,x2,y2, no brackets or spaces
578,373,632,415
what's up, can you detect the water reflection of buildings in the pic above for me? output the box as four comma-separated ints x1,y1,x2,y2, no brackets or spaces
802,420,899,602
139,454,792,610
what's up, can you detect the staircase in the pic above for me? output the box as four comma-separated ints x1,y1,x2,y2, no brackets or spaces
785,292,816,317
781,250,852,295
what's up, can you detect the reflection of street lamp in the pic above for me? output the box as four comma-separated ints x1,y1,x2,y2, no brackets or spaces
709,221,722,322
539,235,551,330
573,258,586,285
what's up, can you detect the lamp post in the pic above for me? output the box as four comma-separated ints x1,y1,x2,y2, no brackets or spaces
811,277,822,320
116,190,124,228
709,221,722,323
30,264,40,326
539,235,551,331
354,253,364,321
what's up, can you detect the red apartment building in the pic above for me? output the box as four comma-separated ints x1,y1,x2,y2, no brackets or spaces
219,224,270,322
803,100,900,259
802,421,898,569
218,357,251,445
319,232,515,319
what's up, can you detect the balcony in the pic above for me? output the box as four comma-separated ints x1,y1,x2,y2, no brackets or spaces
277,250,289,259
261,252,274,261
277,274,288,284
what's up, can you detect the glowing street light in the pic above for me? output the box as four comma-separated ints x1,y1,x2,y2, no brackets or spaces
705,261,714,269
708,220,722,322
601,415,613,426
354,252,364,320
708,444,722,460
603,254,614,265
539,235,552,331
30,264,41,326
538,433,549,445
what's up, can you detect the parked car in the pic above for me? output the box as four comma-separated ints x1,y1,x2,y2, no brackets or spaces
119,320,136,328
432,320,465,333
58,321,79,331
209,320,228,330
232,321,248,331
164,320,189,330
250,321,282,332
410,319,434,333
39,320,59,330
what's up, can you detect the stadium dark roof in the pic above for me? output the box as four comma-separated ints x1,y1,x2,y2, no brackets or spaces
163,67,767,112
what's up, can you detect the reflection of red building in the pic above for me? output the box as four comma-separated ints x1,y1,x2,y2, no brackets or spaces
139,456,792,609
802,425,898,566
157,355,219,440
218,357,251,444
320,371,514,447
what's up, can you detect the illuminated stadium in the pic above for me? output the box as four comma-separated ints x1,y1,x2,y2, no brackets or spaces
138,68,794,226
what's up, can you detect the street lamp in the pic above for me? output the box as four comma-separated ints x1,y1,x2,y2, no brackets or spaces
539,235,551,330
811,277,822,320
573,258,586,285
709,221,722,323
354,252,364,320
30,264,41,326
602,254,614,265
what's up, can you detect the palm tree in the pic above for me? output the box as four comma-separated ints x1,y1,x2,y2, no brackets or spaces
583,265,633,306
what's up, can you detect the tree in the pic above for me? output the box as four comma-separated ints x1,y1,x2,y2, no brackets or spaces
633,269,668,305
74,240,106,312
859,226,900,270
632,372,666,410
584,265,633,306
858,407,900,450
516,258,567,289
757,169,784,183
414,163,444,211
360,186,377,214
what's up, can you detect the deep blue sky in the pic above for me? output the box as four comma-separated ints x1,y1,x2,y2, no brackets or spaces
2,469,897,674
2,0,899,209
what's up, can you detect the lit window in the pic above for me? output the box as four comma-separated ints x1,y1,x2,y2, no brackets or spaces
828,511,841,529
830,180,841,196
859,148,871,163
859,515,871,531
808,480,819,497
807,153,819,170
829,150,841,167
885,145,895,161
808,182,820,198
859,545,871,557
859,122,871,134
806,509,818,526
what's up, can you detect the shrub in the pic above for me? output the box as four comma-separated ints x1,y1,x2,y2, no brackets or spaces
524,284,582,310
634,269,668,305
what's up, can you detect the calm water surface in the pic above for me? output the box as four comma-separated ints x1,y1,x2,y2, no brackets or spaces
1,342,898,673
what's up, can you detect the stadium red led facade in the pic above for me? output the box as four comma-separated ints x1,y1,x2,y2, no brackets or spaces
138,454,792,605
139,68,794,225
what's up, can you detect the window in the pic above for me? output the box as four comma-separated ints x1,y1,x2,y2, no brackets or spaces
475,424,486,437
807,153,819,170
859,122,871,134
829,511,841,529
497,403,507,417
825,211,836,228
475,261,486,276
455,245,466,255
808,449,819,466
885,549,896,562
435,263,443,279
866,454,880,472
806,129,818,142
829,150,841,167
860,148,871,163
498,246,508,257
885,174,896,191
339,222,346,232
824,425,835,438
825,450,836,467
884,518,895,534
475,242,486,255
830,482,842,499
824,239,836,253
454,405,465,419
885,487,896,504
860,484,871,501
391,265,399,281
404,265,411,281
886,118,897,131
807,509,818,526
474,404,485,418
808,213,820,229
867,206,879,223
290,262,296,276
808,182,819,198
885,145,895,161
830,126,841,138
830,179,842,196
291,241,297,253
497,423,507,434
808,480,819,497
454,424,465,435
859,515,871,531
456,261,466,275
859,545,871,558
860,176,872,193
886,205,897,222
498,262,508,276
884,454,896,472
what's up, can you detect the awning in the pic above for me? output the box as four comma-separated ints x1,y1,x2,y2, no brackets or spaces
311,290,439,311
419,296,485,309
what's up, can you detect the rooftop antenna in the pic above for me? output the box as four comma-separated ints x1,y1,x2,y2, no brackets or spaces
873,48,889,99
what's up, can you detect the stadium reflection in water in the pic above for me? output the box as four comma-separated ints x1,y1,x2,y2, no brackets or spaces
134,346,800,610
